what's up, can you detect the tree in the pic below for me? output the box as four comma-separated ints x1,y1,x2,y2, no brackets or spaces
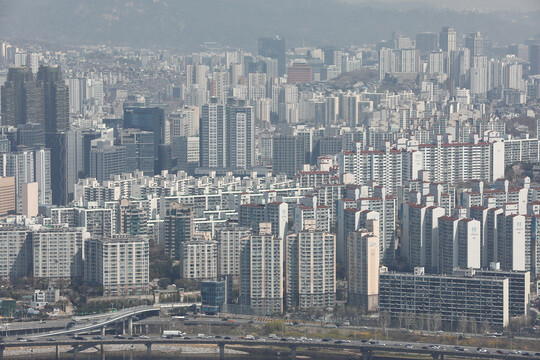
457,317,469,334
158,278,171,289
262,321,285,335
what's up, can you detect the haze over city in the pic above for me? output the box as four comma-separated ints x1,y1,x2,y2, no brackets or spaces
0,0,538,359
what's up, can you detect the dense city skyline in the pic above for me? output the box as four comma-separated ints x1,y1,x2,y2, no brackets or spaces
0,1,538,358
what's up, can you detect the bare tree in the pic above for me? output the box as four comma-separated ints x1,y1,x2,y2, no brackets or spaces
457,317,468,334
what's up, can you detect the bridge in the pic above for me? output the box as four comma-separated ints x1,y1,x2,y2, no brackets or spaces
30,303,200,338
1,337,535,360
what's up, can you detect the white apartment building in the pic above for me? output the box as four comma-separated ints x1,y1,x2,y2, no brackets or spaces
32,226,87,281
347,219,379,311
216,226,250,276
85,235,149,296
240,224,284,315
179,238,218,279
286,228,336,310
0,227,32,279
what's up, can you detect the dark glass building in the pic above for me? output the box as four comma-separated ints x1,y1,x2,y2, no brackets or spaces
258,36,286,76
123,106,167,173
1,67,44,127
201,280,226,314
37,65,69,133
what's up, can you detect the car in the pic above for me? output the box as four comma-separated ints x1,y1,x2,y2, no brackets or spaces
17,338,27,342
496,350,504,354
214,335,222,339
140,335,149,339
47,338,55,341
280,338,288,341
114,335,125,339
184,337,191,340
269,334,278,339
361,340,368,343
369,341,378,345
335,340,344,344
395,343,402,347
322,338,332,342
422,346,429,350
228,319,234,323
522,352,531,356
221,318,229,321
224,337,231,340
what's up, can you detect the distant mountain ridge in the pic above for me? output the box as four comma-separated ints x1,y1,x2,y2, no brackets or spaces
0,0,538,52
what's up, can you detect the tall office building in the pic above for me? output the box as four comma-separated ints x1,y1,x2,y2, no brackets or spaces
1,67,44,128
37,66,69,133
286,224,336,310
3,72,38,125
164,202,194,260
272,135,304,178
118,128,154,175
172,136,199,174
227,100,254,169
240,224,284,315
258,36,286,76
123,106,168,173
530,44,540,75
440,26,457,52
415,32,439,54
347,220,379,311
200,99,227,168
17,123,45,147
89,142,127,183
47,130,83,205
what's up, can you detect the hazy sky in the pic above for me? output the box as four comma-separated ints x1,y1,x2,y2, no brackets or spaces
342,0,540,11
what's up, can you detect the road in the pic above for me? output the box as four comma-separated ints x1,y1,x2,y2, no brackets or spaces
2,335,538,359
